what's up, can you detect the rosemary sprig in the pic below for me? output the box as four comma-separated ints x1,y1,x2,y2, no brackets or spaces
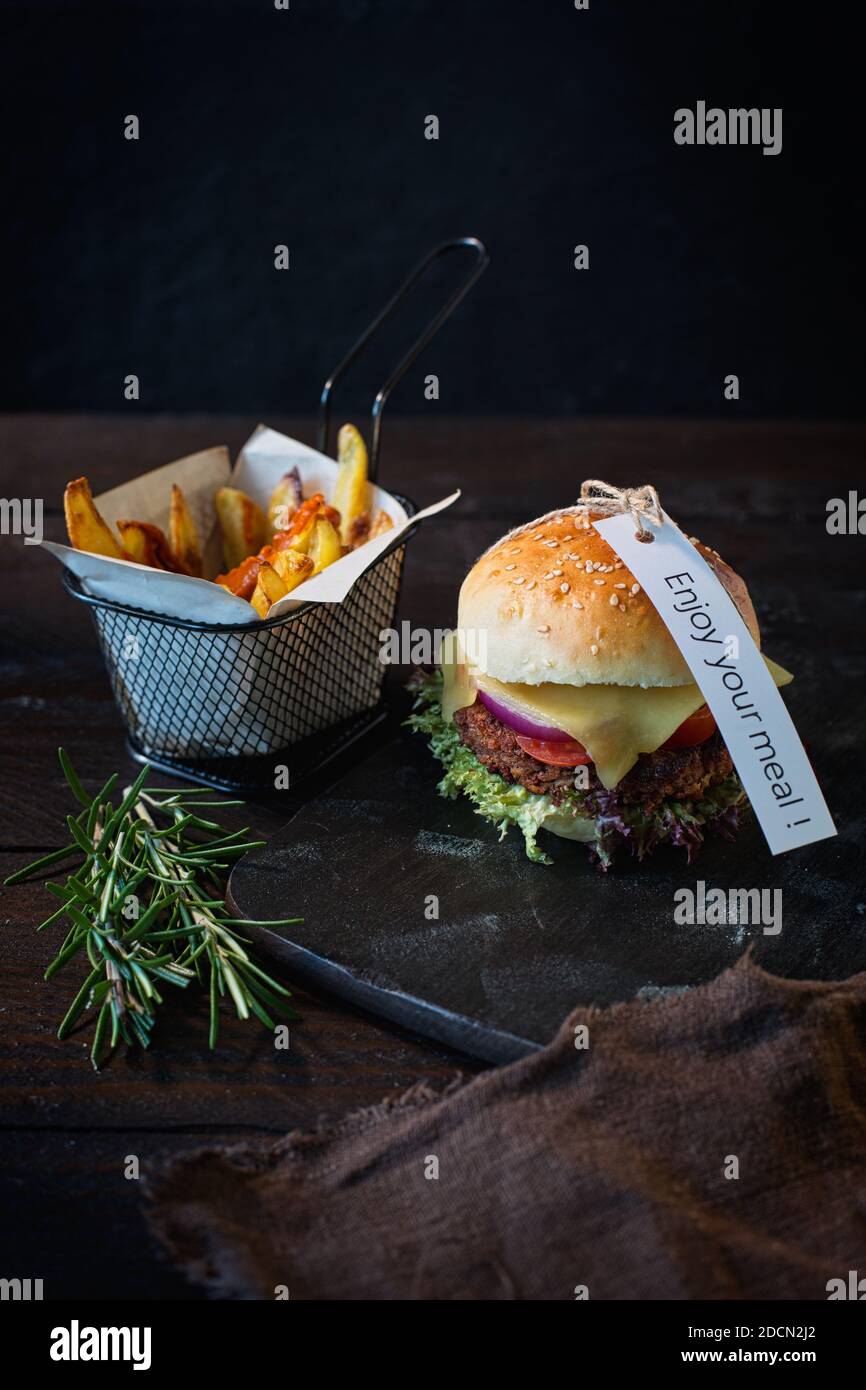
6,749,301,1068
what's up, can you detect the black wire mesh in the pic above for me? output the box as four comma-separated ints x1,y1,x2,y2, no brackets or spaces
63,496,416,794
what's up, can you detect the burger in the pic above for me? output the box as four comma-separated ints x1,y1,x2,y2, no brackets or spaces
409,506,792,869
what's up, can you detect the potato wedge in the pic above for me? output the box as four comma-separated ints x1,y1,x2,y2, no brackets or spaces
272,548,315,591
215,486,266,569
249,560,289,619
214,553,264,600
169,484,203,577
63,477,128,559
271,493,324,555
307,516,342,575
117,520,183,571
346,511,370,549
332,424,370,545
267,467,303,536
368,508,394,541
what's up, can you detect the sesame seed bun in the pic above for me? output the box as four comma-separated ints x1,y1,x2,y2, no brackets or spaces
457,508,760,687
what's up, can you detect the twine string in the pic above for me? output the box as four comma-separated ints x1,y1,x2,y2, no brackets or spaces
577,479,663,543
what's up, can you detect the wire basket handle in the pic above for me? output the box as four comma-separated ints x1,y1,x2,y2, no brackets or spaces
316,236,489,481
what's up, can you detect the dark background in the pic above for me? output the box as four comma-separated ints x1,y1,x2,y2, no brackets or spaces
1,0,862,418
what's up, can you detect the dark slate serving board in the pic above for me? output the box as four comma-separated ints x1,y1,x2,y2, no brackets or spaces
228,724,864,1065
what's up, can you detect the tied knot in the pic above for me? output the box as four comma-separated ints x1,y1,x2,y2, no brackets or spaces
577,479,663,543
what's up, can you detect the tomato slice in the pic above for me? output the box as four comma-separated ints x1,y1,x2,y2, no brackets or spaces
514,706,717,766
661,704,717,750
514,733,592,766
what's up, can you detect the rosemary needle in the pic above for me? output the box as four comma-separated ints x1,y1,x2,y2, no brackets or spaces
5,748,302,1069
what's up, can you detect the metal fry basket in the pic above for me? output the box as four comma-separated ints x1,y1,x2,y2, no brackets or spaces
64,238,489,794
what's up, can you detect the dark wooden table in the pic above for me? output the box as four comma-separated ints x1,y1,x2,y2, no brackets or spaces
1,414,862,1298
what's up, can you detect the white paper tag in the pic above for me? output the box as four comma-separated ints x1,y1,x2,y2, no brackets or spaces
594,511,836,855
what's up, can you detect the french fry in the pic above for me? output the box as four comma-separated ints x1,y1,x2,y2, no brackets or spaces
169,484,203,577
63,477,128,560
332,424,370,545
215,486,266,569
267,467,303,536
117,520,184,572
271,548,315,591
249,560,289,619
307,516,342,575
368,508,394,541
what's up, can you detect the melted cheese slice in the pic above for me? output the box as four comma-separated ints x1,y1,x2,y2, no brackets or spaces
442,644,793,789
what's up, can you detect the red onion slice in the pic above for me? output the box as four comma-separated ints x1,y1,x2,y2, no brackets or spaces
476,687,572,741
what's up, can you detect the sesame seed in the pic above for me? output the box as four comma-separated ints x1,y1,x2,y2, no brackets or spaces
566,552,581,561
543,540,559,548
610,594,619,606
537,624,550,634
512,576,525,585
631,583,640,595
543,571,554,580
507,546,522,554
614,582,626,589
552,569,563,577
613,560,624,569
532,532,544,540
572,600,584,610
590,643,599,655
505,563,516,571
594,626,601,639
560,582,570,593
526,579,537,589
593,578,606,586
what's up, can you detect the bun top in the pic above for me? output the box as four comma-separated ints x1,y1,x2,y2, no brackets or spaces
457,508,759,687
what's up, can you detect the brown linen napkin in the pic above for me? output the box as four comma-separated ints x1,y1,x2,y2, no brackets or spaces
148,955,866,1300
